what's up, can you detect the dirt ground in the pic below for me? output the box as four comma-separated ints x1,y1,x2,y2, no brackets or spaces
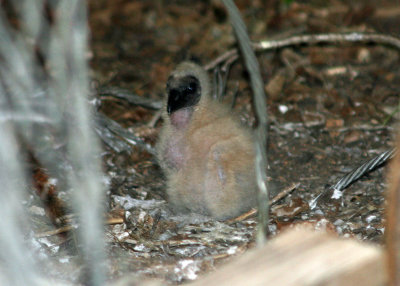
42,0,400,284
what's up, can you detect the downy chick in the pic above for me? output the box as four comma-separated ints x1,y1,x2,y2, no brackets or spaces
156,62,257,220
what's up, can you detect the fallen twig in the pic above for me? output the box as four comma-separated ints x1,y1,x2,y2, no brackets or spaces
271,183,300,205
35,217,124,238
98,87,162,110
205,32,400,70
94,113,156,155
147,110,163,128
227,183,300,223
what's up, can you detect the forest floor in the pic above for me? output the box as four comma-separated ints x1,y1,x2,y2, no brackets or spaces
39,0,400,284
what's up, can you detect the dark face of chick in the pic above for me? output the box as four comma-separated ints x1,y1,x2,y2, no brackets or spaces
166,75,201,115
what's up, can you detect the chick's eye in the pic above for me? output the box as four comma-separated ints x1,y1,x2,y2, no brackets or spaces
184,82,197,95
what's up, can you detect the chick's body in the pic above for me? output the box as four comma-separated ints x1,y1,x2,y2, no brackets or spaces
157,62,257,220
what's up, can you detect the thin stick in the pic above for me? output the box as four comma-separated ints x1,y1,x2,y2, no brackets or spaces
226,209,258,223
35,225,73,238
205,32,400,70
204,49,237,71
147,109,163,128
226,183,299,223
98,87,162,110
254,32,400,51
35,217,124,238
270,183,300,205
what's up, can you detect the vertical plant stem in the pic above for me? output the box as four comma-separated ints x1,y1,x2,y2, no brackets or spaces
222,0,269,245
